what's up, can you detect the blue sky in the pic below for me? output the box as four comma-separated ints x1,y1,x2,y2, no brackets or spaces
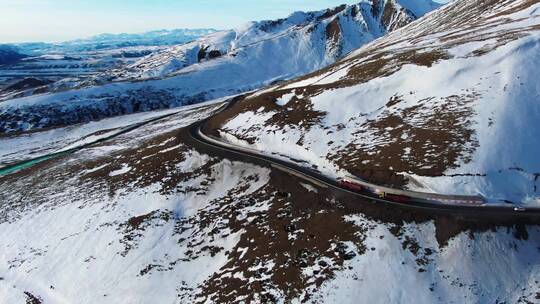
0,0,448,43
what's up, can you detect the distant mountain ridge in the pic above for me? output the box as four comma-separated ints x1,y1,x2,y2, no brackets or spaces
0,28,217,102
103,0,440,81
0,0,440,133
10,28,219,55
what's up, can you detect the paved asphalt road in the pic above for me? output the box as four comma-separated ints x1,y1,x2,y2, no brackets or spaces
188,117,540,221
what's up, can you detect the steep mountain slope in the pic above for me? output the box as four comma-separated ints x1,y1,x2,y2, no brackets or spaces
206,0,540,205
0,0,440,133
1,2,539,303
0,99,538,303
99,0,439,82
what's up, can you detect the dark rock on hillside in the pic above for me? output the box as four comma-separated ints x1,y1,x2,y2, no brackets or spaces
0,45,26,65
198,45,223,62
2,78,52,93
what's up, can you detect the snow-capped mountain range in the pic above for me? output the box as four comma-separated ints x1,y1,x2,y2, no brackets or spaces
0,0,440,133
101,0,440,82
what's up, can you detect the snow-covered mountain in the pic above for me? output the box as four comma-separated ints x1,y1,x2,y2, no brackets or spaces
100,0,440,82
0,90,538,304
0,0,440,133
206,0,540,206
1,1,540,303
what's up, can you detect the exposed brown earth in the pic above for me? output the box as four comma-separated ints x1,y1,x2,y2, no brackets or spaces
0,103,537,302
326,19,342,51
204,47,456,187
2,2,540,302
198,45,223,62
204,0,540,190
330,92,480,182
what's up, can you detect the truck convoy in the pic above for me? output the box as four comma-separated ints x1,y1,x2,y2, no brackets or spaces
337,176,486,207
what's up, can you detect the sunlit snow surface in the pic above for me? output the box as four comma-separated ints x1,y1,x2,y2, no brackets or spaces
218,0,540,205
0,102,271,302
0,0,434,133
0,100,539,303
0,1,539,303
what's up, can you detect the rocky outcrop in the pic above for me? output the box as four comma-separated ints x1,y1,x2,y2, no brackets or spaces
198,45,223,62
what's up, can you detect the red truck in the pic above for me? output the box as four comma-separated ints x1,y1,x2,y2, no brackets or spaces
338,178,412,203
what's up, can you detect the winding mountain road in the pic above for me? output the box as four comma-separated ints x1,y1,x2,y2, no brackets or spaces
188,113,540,220
2,99,539,220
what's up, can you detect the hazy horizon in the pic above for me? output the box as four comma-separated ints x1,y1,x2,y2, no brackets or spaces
1,0,449,44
